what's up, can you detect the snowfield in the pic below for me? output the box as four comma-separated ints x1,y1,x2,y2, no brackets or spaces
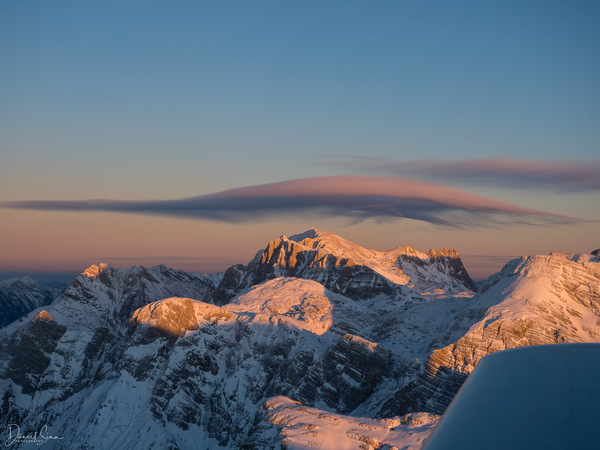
263,396,438,450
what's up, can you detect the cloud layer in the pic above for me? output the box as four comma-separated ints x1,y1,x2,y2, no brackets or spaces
3,176,579,228
331,157,600,192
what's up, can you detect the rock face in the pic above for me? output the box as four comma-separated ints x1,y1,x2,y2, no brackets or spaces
214,235,405,304
50,263,216,331
0,274,423,449
130,297,234,338
3,310,66,395
289,229,476,292
0,277,63,328
214,228,475,304
0,263,216,404
0,232,598,449
395,248,477,293
387,251,600,415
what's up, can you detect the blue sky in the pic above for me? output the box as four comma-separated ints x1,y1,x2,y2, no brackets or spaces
1,1,599,280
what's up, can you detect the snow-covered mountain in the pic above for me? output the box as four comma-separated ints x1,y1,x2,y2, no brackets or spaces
48,263,217,331
0,276,63,328
383,250,600,416
289,229,477,293
251,396,438,449
214,228,475,304
0,230,598,449
1,274,432,448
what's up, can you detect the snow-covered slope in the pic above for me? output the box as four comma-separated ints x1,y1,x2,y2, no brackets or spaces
224,277,334,335
0,269,459,448
0,263,217,400
253,396,438,450
36,263,216,332
131,297,235,337
0,275,405,448
431,252,600,371
0,276,63,328
390,251,600,415
289,229,477,293
0,232,598,449
214,228,475,304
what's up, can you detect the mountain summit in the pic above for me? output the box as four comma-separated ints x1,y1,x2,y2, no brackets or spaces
1,232,597,449
0,276,63,328
289,228,476,292
214,229,475,304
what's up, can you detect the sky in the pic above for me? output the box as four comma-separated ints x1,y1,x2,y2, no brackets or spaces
1,0,599,282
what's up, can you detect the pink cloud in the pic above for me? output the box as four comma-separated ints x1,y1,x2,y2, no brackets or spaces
3,175,580,228
331,157,600,192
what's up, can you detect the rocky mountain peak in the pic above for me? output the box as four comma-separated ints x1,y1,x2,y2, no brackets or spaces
393,245,427,258
82,263,110,279
260,235,316,269
0,275,37,288
215,230,477,303
0,238,598,449
427,248,460,259
214,232,403,304
33,310,54,322
45,263,217,332
288,227,322,242
407,251,600,414
0,277,62,328
394,248,475,293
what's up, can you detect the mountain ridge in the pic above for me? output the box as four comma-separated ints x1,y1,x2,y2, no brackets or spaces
379,250,600,416
0,230,598,449
213,228,475,305
0,276,64,328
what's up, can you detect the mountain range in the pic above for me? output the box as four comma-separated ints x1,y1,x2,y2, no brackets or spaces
0,277,64,329
0,229,598,449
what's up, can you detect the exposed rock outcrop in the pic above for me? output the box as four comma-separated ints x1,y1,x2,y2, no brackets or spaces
0,277,63,328
0,231,597,449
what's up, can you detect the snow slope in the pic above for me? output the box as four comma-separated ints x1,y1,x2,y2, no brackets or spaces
215,228,475,305
430,252,600,374
259,396,438,450
28,263,216,332
0,276,63,328
289,228,477,293
224,278,334,335
0,231,598,449
395,251,600,415
0,273,449,448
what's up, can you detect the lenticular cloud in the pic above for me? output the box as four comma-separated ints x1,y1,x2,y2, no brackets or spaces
332,157,600,192
2,176,579,227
